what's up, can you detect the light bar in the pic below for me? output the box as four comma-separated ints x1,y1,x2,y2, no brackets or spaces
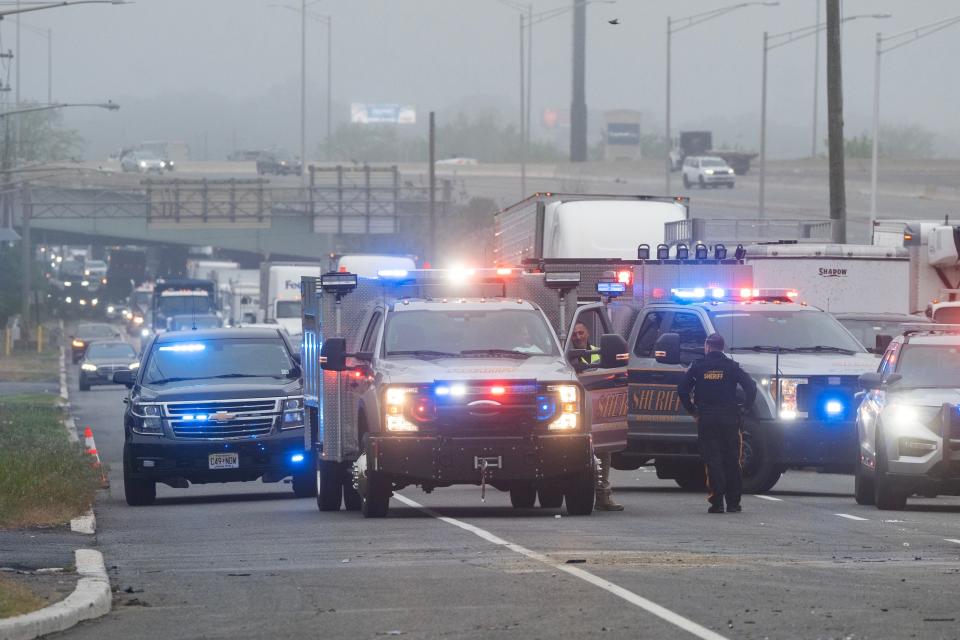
544,271,581,289
377,269,409,279
321,272,359,293
672,287,706,300
597,281,627,297
496,267,513,276
158,343,205,352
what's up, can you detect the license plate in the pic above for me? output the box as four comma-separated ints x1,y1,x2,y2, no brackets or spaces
208,452,239,469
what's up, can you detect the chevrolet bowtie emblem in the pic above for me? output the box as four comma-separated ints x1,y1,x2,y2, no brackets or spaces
210,412,235,422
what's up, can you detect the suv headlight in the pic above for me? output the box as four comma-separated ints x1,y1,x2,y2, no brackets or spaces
704,169,715,175
384,387,418,432
547,384,580,431
883,403,938,434
768,377,807,420
81,363,98,372
131,403,162,435
281,396,304,429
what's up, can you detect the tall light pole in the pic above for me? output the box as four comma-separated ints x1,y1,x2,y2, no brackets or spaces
811,0,820,157
758,13,889,218
665,2,778,195
869,14,960,240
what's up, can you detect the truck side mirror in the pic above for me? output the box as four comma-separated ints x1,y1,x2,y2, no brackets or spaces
320,337,347,371
859,372,887,390
653,333,681,365
599,334,629,369
874,334,893,354
113,370,135,388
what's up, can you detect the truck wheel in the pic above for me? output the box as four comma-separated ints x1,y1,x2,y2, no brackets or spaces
674,464,707,491
79,378,90,392
682,174,691,189
874,431,907,510
123,461,156,506
698,176,705,189
343,463,362,511
564,470,595,516
537,485,564,508
292,468,316,498
361,472,391,518
509,485,537,508
740,427,782,493
854,458,875,506
316,459,343,511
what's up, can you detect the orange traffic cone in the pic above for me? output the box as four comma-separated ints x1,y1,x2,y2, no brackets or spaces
83,426,110,489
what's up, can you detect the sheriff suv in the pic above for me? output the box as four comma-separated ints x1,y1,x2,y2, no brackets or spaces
115,327,310,505
682,155,735,189
855,327,960,510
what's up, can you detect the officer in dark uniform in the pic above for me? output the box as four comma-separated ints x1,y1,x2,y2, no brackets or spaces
677,333,757,513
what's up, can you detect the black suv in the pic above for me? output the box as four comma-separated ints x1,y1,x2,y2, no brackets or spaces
115,327,311,505
255,151,303,176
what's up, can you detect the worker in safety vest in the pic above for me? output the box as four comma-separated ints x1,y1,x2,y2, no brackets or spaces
571,322,623,511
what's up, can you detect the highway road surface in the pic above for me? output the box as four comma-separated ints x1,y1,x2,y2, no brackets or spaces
55,349,960,640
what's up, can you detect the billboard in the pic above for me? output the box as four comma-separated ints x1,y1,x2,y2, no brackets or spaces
350,103,417,125
606,123,640,146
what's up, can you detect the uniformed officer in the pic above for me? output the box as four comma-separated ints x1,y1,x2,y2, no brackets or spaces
570,322,623,512
677,333,757,514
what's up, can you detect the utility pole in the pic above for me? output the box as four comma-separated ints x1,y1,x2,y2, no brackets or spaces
826,0,846,243
326,16,332,155
519,13,526,197
811,0,820,157
300,0,307,183
428,111,436,263
570,0,587,162
759,31,768,218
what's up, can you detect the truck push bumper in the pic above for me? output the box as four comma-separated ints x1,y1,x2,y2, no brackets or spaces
776,418,858,468
369,434,593,484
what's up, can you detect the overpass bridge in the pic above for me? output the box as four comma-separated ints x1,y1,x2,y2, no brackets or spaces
7,165,452,259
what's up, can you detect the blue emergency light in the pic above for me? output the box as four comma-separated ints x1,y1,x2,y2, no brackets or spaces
377,269,409,279
158,343,205,353
597,281,626,297
290,453,305,463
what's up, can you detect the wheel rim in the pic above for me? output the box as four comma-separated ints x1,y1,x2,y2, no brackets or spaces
741,435,758,478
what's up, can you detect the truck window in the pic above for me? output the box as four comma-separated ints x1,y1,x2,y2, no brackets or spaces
633,311,664,357
569,309,606,350
668,312,706,363
360,311,382,353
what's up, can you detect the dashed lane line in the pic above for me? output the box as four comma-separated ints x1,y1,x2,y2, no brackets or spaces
753,495,784,502
835,513,869,521
392,493,730,640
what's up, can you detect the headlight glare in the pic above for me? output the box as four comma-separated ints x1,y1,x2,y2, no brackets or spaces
772,377,807,420
385,387,418,432
548,385,580,430
81,363,98,372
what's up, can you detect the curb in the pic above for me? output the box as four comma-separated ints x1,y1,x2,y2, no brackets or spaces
69,510,96,536
58,344,78,443
0,549,111,640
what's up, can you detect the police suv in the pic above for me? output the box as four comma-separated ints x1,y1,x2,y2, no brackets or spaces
618,285,877,492
855,326,960,510
301,269,629,517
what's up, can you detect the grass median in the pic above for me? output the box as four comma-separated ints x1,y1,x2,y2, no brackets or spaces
0,574,46,618
0,350,60,383
0,393,100,529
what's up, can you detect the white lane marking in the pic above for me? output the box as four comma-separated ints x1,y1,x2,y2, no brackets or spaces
944,538,960,545
753,495,783,502
392,493,730,640
835,513,869,521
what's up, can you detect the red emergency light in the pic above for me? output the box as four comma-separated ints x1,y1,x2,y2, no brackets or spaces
617,270,632,285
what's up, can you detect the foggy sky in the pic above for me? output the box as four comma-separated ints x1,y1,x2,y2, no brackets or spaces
3,0,959,160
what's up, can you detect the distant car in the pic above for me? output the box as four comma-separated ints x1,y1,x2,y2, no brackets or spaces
435,157,479,166
256,151,302,176
166,314,222,332
106,303,130,322
79,340,139,391
855,326,960,509
682,155,735,189
833,312,930,354
121,151,173,174
71,323,123,363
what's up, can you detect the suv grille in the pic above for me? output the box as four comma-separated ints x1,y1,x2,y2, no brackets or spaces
164,398,279,440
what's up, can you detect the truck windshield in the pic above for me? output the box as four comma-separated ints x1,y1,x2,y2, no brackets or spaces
895,345,960,388
701,158,726,167
276,301,301,318
384,309,558,357
157,294,214,316
143,338,294,385
710,309,864,353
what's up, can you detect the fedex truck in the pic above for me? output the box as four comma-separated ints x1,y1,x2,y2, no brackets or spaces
259,262,323,335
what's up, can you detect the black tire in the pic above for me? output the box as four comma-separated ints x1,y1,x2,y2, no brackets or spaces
123,461,156,506
79,378,90,392
316,459,343,511
537,485,564,508
361,471,391,518
509,485,537,508
292,467,316,498
698,176,705,189
874,430,907,510
674,463,707,491
564,470,595,516
682,174,691,189
740,426,782,493
343,464,362,511
854,458,876,506
727,182,735,189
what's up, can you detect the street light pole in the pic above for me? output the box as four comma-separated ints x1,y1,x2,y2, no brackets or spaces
300,0,306,183
811,0,820,157
519,12,526,196
868,14,960,240
759,31,768,218
326,16,332,152
665,2,779,195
